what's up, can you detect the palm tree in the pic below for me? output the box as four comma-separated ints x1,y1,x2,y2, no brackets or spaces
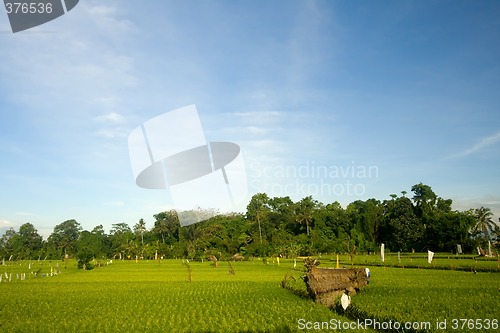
134,219,147,245
126,239,139,259
473,207,495,242
295,196,317,236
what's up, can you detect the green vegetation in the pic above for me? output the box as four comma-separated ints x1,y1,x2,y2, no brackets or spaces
0,259,376,332
278,259,499,333
345,267,499,333
1,259,497,332
1,184,499,266
324,253,500,272
1,184,498,331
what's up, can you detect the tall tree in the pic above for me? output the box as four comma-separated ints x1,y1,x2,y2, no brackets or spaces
411,183,437,212
134,219,147,245
473,207,496,243
152,211,179,244
0,228,17,259
381,196,423,251
410,183,438,243
109,223,133,258
76,230,103,269
16,223,43,259
90,225,108,258
267,196,295,237
426,209,476,252
295,196,318,236
347,199,383,246
246,193,270,244
47,219,82,257
91,225,106,236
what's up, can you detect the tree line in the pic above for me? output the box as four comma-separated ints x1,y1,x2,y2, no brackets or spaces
1,183,498,268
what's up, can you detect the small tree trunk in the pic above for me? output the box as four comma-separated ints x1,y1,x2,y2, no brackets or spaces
258,216,262,245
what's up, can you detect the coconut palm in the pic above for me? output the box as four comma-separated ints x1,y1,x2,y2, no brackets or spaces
133,218,147,245
295,196,318,236
473,207,496,242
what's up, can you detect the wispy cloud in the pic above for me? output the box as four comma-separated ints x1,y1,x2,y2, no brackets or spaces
0,1,139,123
245,139,280,148
447,131,500,159
94,112,125,123
230,111,282,118
244,126,263,134
0,220,14,228
217,125,282,136
92,96,121,111
14,211,39,217
451,196,500,221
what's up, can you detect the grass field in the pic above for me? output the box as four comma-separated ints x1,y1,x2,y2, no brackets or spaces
0,258,498,332
0,259,374,332
343,267,499,332
321,253,500,272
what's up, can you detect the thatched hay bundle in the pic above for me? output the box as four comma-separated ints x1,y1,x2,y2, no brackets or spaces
231,253,245,261
305,267,368,307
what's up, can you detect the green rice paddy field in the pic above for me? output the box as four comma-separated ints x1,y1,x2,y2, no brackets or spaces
0,256,498,332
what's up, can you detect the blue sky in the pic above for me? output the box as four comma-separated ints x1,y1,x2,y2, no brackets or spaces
1,0,499,237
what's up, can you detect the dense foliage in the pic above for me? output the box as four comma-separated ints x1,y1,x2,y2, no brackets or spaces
1,183,499,263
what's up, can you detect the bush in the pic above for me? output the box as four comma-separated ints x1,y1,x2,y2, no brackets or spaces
76,247,94,270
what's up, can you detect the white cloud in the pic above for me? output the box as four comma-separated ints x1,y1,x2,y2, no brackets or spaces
246,126,270,135
452,196,500,220
0,220,14,228
216,126,281,136
0,0,139,117
244,139,280,149
448,131,500,159
83,3,135,34
230,111,282,118
94,112,125,123
14,211,39,217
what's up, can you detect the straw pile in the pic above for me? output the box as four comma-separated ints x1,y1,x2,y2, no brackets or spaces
305,267,368,307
